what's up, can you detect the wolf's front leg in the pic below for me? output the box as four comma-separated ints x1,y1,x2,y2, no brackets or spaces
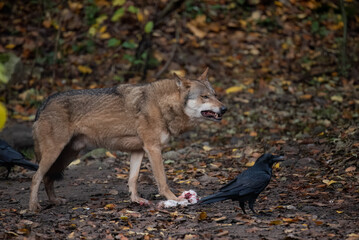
128,151,151,205
144,145,178,201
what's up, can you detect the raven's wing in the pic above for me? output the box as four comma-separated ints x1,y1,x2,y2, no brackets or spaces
0,142,38,171
0,144,25,161
219,170,271,196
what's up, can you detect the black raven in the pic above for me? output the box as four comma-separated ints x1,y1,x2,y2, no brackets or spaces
0,139,38,179
199,154,284,214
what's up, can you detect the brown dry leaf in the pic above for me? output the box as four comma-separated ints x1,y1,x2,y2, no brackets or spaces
345,166,356,172
186,23,206,39
216,230,229,237
269,220,283,225
116,174,128,179
246,227,260,233
198,211,207,220
300,94,312,100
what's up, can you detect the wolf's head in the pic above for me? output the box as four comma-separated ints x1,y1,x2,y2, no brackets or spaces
175,68,227,122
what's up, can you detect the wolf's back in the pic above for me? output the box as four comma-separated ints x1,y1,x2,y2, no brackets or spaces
35,87,120,121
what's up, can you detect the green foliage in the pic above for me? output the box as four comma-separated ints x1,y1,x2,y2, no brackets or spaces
107,38,122,47
122,41,137,49
127,5,139,14
111,7,125,21
72,40,95,54
184,0,205,18
85,0,100,25
144,21,154,33
257,17,281,31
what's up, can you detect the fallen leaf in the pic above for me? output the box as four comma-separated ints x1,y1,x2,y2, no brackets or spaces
225,85,245,94
323,179,337,186
345,166,356,172
186,23,206,38
78,65,92,74
331,95,343,103
104,203,116,210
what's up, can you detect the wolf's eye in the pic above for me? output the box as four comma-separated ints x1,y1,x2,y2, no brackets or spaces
202,95,209,99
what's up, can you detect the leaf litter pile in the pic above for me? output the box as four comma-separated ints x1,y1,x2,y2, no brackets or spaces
0,0,359,239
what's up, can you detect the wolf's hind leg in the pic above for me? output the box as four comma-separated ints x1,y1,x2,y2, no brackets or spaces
44,141,81,205
128,151,150,204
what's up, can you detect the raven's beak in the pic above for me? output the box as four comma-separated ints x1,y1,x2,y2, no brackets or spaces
273,155,285,162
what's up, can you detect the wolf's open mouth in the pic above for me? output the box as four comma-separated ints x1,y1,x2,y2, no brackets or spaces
201,110,222,121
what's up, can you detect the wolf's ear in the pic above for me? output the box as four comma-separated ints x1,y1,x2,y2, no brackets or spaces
198,67,209,82
174,73,191,89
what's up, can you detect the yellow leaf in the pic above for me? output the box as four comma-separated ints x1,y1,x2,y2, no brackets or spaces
331,95,343,103
322,179,337,186
100,32,111,39
274,1,283,7
68,1,83,11
225,85,245,94
273,162,281,169
0,103,7,130
113,0,125,6
5,44,16,49
106,151,116,158
336,210,343,214
137,12,144,22
68,232,75,239
203,145,212,151
245,161,255,167
104,203,116,210
99,25,107,33
269,220,282,225
116,174,127,179
170,70,186,77
96,15,108,25
78,65,92,74
88,24,98,36
300,94,312,100
120,215,128,220
198,212,207,220
69,159,81,166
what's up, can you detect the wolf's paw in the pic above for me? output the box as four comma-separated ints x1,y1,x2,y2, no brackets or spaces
29,202,42,212
50,197,67,205
131,196,152,206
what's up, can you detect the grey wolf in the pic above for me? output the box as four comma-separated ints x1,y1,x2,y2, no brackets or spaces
199,154,284,214
29,68,227,211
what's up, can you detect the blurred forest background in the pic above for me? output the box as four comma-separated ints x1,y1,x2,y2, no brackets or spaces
0,0,358,177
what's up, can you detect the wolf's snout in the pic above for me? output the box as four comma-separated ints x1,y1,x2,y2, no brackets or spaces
220,106,227,115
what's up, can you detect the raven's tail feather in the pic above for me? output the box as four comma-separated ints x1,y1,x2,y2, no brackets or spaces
198,192,229,205
13,159,38,171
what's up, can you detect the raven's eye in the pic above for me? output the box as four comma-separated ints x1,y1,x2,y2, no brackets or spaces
202,95,209,99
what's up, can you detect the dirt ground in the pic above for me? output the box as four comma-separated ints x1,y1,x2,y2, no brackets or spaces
1,140,358,240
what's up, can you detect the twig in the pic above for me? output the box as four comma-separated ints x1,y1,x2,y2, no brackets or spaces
52,19,62,81
155,16,180,79
340,0,348,76
128,0,185,81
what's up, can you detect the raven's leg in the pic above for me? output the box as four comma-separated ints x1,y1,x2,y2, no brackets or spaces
5,166,11,179
248,199,256,214
239,201,246,214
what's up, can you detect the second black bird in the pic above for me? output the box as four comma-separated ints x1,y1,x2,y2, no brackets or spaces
199,153,284,214
0,139,38,179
